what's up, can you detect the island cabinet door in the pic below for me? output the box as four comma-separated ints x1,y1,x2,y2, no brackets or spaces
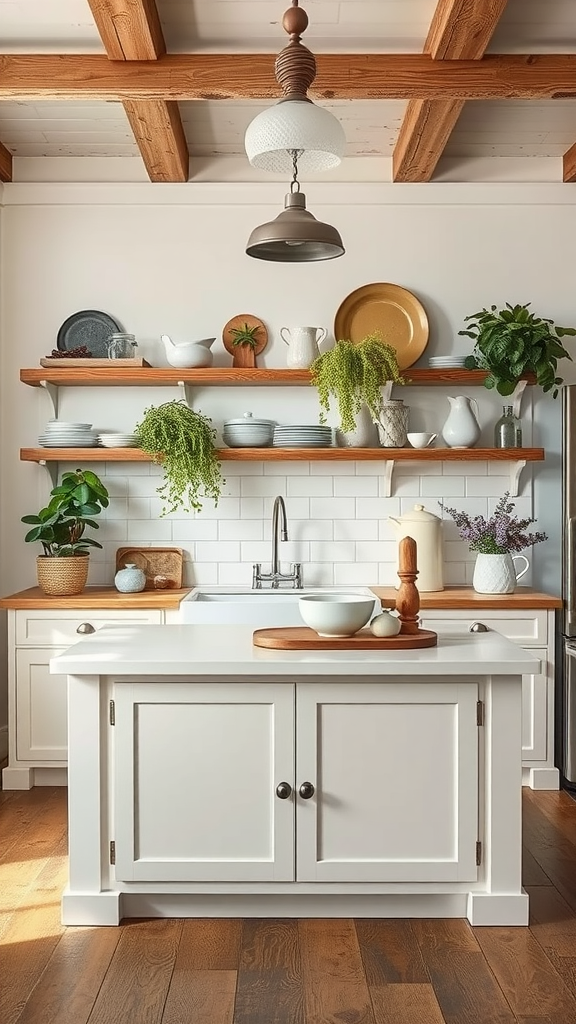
295,682,479,883
112,682,295,883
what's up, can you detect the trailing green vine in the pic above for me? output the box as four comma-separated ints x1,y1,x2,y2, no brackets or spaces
310,333,405,433
134,400,224,515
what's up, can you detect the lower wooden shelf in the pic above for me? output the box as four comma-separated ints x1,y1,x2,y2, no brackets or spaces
20,447,545,463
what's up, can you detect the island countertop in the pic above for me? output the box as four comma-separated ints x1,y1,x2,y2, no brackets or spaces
51,622,541,678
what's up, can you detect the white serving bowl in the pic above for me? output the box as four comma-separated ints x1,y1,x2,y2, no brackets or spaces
299,593,376,637
407,431,437,449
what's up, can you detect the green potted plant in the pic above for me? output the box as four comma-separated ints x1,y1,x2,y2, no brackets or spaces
134,399,224,515
228,322,262,349
22,468,110,596
310,332,405,439
460,302,576,397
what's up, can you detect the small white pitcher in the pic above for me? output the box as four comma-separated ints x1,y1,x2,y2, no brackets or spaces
280,326,327,369
473,552,529,594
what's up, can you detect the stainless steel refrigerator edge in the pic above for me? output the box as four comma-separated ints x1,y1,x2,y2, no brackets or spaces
561,384,576,784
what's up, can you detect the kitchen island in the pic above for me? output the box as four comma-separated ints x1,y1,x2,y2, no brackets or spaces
52,623,540,927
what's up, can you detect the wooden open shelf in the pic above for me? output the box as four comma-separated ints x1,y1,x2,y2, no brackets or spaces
20,367,537,388
21,447,545,463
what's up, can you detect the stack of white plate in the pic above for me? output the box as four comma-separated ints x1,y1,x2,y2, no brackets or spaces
38,421,99,447
428,355,469,368
98,433,139,448
273,425,334,448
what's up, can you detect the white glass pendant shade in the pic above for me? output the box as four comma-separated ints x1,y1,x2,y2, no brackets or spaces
245,99,346,173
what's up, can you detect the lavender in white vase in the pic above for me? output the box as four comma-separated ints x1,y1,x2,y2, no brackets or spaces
439,492,548,593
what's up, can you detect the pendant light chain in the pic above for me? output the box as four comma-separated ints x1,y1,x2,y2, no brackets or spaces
290,149,302,193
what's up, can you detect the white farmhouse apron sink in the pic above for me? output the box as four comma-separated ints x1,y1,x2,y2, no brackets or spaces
179,587,378,626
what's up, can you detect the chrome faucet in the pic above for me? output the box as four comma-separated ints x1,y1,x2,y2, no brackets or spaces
252,495,303,589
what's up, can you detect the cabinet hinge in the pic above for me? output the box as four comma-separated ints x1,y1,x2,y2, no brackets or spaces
109,700,115,726
109,840,116,865
476,840,482,866
476,700,484,726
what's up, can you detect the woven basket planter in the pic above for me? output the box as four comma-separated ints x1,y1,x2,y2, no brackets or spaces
36,555,90,597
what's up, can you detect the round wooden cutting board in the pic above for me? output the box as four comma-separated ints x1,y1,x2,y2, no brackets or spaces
222,314,268,368
253,627,438,650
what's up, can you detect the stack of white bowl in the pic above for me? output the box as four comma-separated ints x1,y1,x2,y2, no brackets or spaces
223,413,276,448
38,421,99,447
98,433,139,448
273,425,333,448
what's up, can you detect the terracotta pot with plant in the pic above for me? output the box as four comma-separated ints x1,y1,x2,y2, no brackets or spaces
134,399,225,515
310,332,405,444
461,302,576,398
22,469,110,596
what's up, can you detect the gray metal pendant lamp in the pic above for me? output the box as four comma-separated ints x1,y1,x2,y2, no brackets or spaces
245,1,345,263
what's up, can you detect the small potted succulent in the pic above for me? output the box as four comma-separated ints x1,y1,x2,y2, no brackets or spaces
461,302,576,397
22,469,109,596
134,399,224,515
310,332,405,444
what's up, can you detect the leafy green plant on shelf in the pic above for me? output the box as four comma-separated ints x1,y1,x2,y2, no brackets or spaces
310,332,405,434
22,468,109,556
228,322,262,349
134,400,224,515
460,302,576,397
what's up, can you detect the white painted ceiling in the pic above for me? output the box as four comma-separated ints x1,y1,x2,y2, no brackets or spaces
0,0,575,178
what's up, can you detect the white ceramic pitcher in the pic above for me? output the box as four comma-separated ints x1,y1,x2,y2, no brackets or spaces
280,326,327,369
441,395,481,448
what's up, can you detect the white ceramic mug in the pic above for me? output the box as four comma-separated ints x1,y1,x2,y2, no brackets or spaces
280,326,327,369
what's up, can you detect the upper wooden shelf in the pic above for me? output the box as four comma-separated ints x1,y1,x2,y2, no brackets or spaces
20,367,537,388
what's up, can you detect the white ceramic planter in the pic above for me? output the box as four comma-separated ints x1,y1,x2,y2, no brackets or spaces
472,552,529,594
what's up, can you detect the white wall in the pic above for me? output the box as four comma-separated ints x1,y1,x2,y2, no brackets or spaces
1,180,574,599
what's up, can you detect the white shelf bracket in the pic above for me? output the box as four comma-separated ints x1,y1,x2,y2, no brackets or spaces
39,380,59,419
509,459,527,498
38,459,58,488
511,380,527,418
382,460,395,498
177,381,194,407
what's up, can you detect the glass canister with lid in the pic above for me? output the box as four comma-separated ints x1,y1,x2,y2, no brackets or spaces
107,333,138,359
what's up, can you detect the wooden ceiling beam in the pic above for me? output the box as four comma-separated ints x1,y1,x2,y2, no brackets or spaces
86,0,165,60
394,0,509,183
563,142,576,182
425,0,509,60
0,53,575,102
87,1,187,183
0,140,12,182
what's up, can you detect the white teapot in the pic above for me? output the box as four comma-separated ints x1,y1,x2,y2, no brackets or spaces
280,326,327,369
161,334,215,369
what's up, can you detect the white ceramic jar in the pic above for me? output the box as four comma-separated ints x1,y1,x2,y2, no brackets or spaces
388,504,444,592
114,563,146,593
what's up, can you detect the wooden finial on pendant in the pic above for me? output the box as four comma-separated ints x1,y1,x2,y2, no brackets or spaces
396,536,420,635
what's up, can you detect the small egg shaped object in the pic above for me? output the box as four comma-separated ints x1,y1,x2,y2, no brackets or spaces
370,611,402,637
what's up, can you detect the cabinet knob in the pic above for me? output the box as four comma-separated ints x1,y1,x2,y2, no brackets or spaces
276,782,292,800
299,781,315,800
469,622,489,633
76,622,96,634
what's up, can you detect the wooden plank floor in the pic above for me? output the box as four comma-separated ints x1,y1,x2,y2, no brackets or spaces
2,787,576,1024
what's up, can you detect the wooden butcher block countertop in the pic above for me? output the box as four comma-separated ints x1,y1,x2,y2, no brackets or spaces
0,586,191,610
371,586,562,610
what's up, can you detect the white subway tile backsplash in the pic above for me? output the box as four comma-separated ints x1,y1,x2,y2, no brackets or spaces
334,520,378,541
287,475,333,497
195,541,241,562
310,497,355,519
172,520,218,541
104,461,504,592
310,541,356,562
334,476,378,497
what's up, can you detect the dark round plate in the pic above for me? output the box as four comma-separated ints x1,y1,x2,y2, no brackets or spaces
56,310,123,357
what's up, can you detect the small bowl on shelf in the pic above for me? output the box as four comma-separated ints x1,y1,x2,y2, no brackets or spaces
406,432,437,449
222,412,276,448
298,593,376,637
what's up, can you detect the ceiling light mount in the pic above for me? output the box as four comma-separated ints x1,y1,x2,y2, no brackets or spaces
274,1,316,101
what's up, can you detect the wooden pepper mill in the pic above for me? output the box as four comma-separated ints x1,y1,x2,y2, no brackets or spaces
395,536,421,635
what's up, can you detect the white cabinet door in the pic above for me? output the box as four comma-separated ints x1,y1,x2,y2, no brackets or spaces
113,681,295,883
15,648,68,762
521,651,548,762
295,682,479,883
